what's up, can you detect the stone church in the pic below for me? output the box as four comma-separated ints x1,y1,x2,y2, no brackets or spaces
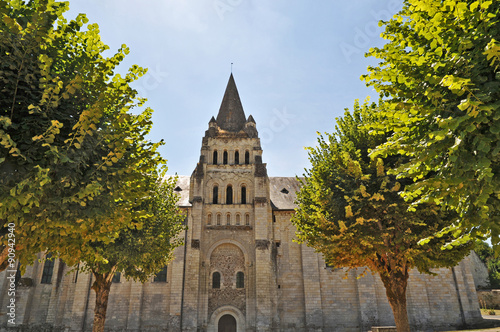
0,75,483,331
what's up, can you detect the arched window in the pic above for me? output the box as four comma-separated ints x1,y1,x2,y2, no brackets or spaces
236,272,244,288
207,214,212,225
41,253,54,284
245,151,250,164
213,272,221,289
223,151,228,165
217,214,221,226
234,151,239,165
245,214,250,226
236,214,241,225
241,186,247,204
213,186,218,204
226,185,233,204
213,150,218,165
226,213,231,225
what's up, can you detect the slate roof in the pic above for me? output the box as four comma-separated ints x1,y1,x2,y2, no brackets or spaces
269,177,302,211
216,74,247,132
163,175,192,207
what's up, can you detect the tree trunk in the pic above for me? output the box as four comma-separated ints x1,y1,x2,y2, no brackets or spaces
0,245,9,273
379,269,410,332
91,272,114,332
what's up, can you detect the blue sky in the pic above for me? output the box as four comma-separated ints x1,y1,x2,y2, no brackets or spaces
66,0,402,177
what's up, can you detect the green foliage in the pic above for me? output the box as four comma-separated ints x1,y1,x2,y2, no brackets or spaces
293,100,471,276
293,99,473,330
0,0,184,273
475,240,500,288
81,174,186,282
362,0,500,246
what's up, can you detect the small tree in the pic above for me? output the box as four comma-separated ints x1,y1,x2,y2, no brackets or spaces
76,174,185,332
475,240,500,289
292,101,472,332
362,0,500,246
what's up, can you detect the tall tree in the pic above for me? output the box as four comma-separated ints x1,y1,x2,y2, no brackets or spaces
362,0,500,246
0,0,163,270
292,101,472,332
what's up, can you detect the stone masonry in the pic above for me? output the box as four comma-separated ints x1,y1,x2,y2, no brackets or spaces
0,74,483,331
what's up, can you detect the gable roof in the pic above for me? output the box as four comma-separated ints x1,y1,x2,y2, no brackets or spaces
269,177,302,211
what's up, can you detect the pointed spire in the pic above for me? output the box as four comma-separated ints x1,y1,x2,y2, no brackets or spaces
216,74,246,132
247,115,256,124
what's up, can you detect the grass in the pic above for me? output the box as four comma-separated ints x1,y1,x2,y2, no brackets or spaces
481,308,500,316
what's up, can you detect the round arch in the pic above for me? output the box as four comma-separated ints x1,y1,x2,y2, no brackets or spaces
206,239,249,264
208,306,246,332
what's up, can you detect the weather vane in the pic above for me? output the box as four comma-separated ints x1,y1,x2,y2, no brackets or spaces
231,62,233,73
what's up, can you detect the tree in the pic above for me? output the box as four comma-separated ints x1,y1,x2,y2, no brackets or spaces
475,240,500,288
79,174,185,332
0,0,159,271
362,0,500,246
292,100,472,332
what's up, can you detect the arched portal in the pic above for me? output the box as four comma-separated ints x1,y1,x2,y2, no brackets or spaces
218,314,236,332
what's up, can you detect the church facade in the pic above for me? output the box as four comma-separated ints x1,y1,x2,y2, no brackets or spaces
0,75,483,331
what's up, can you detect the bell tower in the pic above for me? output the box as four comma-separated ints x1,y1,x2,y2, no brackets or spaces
182,74,277,331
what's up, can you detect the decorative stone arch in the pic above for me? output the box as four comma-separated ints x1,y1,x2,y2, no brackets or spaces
208,306,246,332
235,178,253,203
206,239,249,263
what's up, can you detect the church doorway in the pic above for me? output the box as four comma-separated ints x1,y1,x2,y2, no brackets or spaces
218,314,237,332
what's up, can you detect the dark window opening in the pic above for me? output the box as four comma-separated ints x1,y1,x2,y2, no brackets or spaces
223,151,228,165
213,150,218,164
41,253,54,284
241,186,247,204
226,186,233,204
213,272,221,288
174,186,182,192
280,188,289,194
112,272,121,283
213,186,218,204
276,241,281,248
245,151,250,164
235,151,239,165
154,266,167,282
273,215,276,223
236,271,244,288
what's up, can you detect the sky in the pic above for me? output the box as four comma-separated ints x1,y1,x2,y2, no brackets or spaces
66,0,403,177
